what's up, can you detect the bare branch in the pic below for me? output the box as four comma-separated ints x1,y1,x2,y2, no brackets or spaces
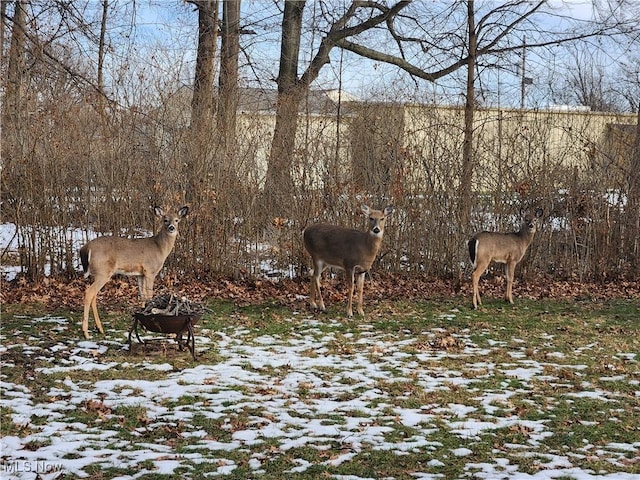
299,0,411,89
331,1,639,86
337,38,464,82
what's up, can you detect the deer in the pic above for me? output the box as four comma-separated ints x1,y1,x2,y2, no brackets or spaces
79,206,189,339
468,208,543,309
303,204,395,317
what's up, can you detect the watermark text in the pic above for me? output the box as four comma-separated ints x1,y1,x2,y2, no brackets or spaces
2,460,65,475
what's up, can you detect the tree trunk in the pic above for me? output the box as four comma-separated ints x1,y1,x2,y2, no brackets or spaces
0,1,7,66
1,0,28,170
459,0,477,229
628,105,640,273
2,1,32,277
96,0,108,116
186,0,219,208
190,0,218,134
262,0,306,218
217,0,240,158
3,0,27,135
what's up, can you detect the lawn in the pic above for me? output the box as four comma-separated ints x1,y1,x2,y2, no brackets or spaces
1,296,639,479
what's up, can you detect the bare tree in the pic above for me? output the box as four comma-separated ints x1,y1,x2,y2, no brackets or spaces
1,0,7,65
550,46,626,112
460,0,478,227
333,1,638,227
96,0,108,115
616,53,640,112
189,0,219,134
217,0,241,157
2,0,28,156
262,0,305,217
262,0,412,218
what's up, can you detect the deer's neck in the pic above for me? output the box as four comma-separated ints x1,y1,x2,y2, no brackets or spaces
516,227,535,246
154,230,178,257
368,231,384,252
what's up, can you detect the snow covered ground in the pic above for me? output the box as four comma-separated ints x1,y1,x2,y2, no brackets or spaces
1,311,638,479
0,223,20,280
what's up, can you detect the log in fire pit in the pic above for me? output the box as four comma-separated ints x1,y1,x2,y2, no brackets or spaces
128,294,205,360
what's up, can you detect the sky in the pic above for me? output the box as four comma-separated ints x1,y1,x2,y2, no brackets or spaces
120,1,636,109
12,1,638,110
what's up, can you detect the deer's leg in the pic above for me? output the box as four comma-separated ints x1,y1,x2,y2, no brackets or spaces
310,261,326,312
355,272,366,316
346,268,355,317
90,296,102,335
505,261,516,304
83,275,110,338
471,260,489,309
136,276,145,306
141,274,156,302
309,265,318,309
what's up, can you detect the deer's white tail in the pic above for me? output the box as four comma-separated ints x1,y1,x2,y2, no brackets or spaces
468,238,478,268
80,248,91,278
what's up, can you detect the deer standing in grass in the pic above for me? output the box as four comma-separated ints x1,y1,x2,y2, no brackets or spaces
303,204,394,317
79,206,189,339
468,208,543,309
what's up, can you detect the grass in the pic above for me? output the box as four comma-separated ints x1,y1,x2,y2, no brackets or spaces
1,296,639,479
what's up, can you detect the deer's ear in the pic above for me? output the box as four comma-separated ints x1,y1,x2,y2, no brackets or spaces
535,207,543,218
384,206,395,216
179,206,189,218
153,206,165,217
361,204,371,215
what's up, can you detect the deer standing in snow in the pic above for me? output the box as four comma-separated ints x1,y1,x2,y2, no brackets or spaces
79,206,189,338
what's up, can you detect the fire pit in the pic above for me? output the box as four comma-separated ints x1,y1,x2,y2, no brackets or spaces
128,294,205,360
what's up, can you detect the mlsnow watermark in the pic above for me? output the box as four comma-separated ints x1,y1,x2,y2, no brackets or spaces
2,460,65,475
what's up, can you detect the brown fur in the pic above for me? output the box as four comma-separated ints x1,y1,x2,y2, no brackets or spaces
303,205,394,317
469,208,542,308
79,206,188,338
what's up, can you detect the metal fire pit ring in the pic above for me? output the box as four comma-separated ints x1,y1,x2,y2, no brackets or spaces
128,312,202,360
